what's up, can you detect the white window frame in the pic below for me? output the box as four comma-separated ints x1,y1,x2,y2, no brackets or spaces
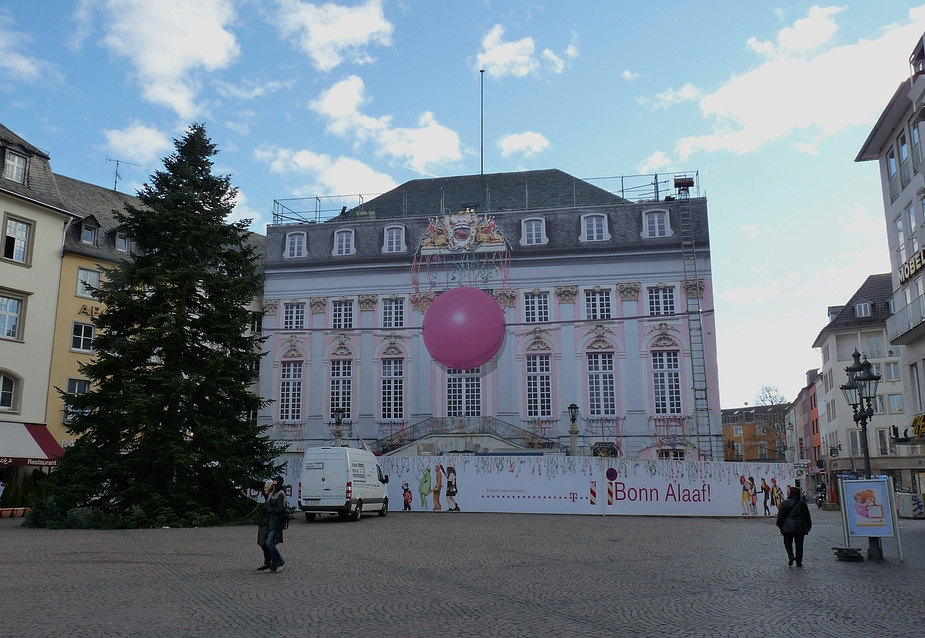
330,359,353,416
579,213,610,242
877,428,897,456
76,268,102,299
282,302,305,331
285,232,306,258
896,215,907,264
584,288,612,320
0,371,20,412
524,291,550,323
279,361,303,422
733,426,743,436
888,393,904,414
3,215,33,264
648,286,676,316
332,300,354,330
333,229,355,256
382,226,406,253
381,358,404,420
884,362,900,382
116,232,130,253
382,297,404,328
0,291,24,341
447,368,481,417
65,378,91,423
521,218,548,246
3,151,26,183
642,209,672,238
652,350,682,415
587,352,616,417
855,302,871,318
71,322,95,352
81,223,97,245
526,354,552,418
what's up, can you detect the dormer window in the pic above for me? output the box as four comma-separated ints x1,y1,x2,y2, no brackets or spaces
383,226,406,253
285,232,306,258
3,151,26,184
855,302,872,318
334,229,355,256
643,209,672,238
521,218,547,246
81,224,97,245
580,214,610,242
116,232,130,252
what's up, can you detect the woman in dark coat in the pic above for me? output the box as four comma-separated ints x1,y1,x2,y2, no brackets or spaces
256,480,273,570
264,476,288,573
776,486,812,566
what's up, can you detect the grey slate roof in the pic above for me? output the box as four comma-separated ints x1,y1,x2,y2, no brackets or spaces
0,123,69,214
266,193,709,269
340,169,629,220
55,174,143,263
812,273,893,347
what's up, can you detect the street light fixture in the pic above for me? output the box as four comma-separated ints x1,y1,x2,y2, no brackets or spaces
839,348,883,560
568,403,579,456
333,408,345,448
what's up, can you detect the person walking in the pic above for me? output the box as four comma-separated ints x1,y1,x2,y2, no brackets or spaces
776,486,812,566
256,480,273,570
264,475,288,573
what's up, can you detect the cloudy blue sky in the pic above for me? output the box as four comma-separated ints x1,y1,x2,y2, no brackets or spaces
2,1,924,407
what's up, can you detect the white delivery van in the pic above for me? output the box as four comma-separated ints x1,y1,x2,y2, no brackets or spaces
298,446,390,522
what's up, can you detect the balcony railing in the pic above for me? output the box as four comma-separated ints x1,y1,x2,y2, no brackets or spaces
887,293,925,343
370,416,566,454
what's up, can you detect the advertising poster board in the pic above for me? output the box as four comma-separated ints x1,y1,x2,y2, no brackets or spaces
840,478,896,538
380,455,795,517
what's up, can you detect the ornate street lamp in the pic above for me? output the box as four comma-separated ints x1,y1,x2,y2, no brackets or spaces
568,403,579,456
839,348,883,559
333,408,345,448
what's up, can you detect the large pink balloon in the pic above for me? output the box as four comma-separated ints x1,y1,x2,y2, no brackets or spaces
422,287,505,369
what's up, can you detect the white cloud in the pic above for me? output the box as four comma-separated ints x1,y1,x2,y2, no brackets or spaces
673,5,925,160
271,0,393,72
0,9,57,84
99,0,240,119
309,76,462,172
622,69,640,81
255,144,397,196
102,121,172,165
653,83,702,110
68,0,96,51
748,5,843,57
636,151,673,173
739,224,761,238
213,78,291,100
498,132,550,159
228,190,268,230
477,25,538,78
476,25,578,79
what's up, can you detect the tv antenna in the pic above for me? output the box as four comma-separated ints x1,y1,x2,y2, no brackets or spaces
106,157,140,191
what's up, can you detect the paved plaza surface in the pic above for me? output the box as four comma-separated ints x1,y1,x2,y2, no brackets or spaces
2,509,924,637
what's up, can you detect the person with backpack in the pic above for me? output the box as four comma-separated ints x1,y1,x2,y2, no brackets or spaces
264,475,288,573
776,486,813,566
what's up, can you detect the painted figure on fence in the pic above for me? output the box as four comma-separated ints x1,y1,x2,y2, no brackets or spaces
418,467,432,509
433,463,444,511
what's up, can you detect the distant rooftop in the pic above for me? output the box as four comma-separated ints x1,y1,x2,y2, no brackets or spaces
271,169,701,225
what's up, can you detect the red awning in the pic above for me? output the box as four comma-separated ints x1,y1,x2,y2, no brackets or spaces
0,422,65,467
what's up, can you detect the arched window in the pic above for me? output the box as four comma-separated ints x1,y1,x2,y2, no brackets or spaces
285,232,306,258
521,218,547,246
0,370,22,412
382,226,406,253
580,214,610,242
642,209,672,238
334,229,355,256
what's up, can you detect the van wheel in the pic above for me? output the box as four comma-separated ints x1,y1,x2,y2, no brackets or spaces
351,501,362,521
304,513,316,522
379,499,388,517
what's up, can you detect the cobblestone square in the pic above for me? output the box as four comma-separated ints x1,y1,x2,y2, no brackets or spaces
2,510,923,637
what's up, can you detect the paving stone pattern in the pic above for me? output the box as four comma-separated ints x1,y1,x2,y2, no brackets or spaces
2,510,924,637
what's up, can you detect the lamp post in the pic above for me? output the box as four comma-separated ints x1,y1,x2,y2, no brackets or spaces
568,403,579,456
839,348,883,560
333,408,345,448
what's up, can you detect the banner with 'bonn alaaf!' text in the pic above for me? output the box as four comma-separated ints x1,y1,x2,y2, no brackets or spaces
380,456,796,516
